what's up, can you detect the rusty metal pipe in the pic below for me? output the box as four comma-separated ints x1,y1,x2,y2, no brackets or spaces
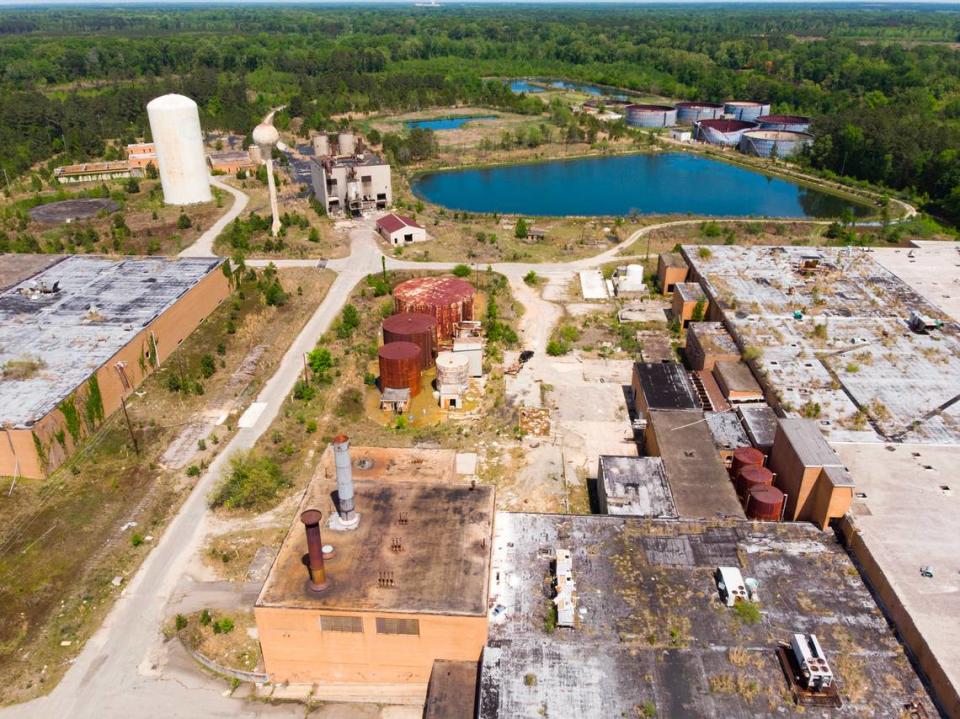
300,509,329,592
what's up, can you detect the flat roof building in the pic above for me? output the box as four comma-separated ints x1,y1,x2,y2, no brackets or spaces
480,512,935,718
672,282,708,327
0,255,228,479
656,251,688,295
644,409,744,519
685,321,739,371
704,410,751,461
596,455,676,518
631,361,699,417
713,360,764,402
54,160,140,184
255,444,494,702
738,403,779,453
207,149,256,174
769,419,854,529
310,152,391,216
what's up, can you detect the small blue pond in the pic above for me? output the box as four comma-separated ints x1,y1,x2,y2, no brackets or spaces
412,153,872,218
406,115,497,131
508,80,545,94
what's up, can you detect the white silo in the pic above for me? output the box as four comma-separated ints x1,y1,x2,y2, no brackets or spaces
146,94,212,205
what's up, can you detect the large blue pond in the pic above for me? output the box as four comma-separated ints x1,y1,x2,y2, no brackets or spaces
508,79,606,96
412,153,872,218
406,115,496,131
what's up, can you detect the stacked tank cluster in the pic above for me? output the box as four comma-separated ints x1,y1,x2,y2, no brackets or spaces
731,446,785,521
377,276,476,404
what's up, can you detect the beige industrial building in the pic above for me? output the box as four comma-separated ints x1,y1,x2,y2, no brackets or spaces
631,362,699,417
126,142,158,169
656,252,688,294
254,441,494,701
0,255,228,479
310,133,391,216
671,282,708,326
713,360,764,402
54,161,141,184
684,321,740,371
768,419,854,529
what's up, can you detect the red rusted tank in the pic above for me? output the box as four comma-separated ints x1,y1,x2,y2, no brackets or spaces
735,465,774,499
378,341,421,397
382,312,436,369
745,485,785,521
731,446,764,477
393,276,475,341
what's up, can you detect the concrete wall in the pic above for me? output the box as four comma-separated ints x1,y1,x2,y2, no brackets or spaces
671,294,704,327
1,267,229,479
255,606,488,690
839,516,959,718
656,255,688,295
768,428,852,529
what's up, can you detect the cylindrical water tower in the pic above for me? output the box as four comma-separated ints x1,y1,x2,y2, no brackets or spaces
675,102,724,124
625,104,677,128
313,133,331,157
382,313,437,369
393,277,475,341
435,351,470,388
146,94,212,205
723,101,772,123
338,132,356,156
378,342,422,397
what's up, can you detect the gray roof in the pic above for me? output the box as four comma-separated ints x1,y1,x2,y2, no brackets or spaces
598,455,676,518
737,404,779,450
776,418,844,468
704,411,750,452
676,282,706,302
0,255,222,427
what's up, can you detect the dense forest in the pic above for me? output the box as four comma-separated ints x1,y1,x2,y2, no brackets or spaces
1,5,959,220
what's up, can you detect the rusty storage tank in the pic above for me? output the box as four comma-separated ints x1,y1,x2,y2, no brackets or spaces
378,342,421,397
735,465,775,499
625,104,677,128
745,485,785,521
696,119,758,147
756,114,812,133
393,276,475,341
675,102,724,124
723,101,772,122
382,312,436,369
731,446,764,477
435,351,470,388
739,130,813,159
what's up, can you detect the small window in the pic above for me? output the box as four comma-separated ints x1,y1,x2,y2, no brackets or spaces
375,617,419,636
319,615,363,633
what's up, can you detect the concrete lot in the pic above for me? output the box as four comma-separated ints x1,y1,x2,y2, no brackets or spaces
871,242,960,322
835,442,960,717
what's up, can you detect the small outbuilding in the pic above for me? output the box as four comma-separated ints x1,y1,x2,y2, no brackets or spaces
376,213,427,246
657,252,688,295
713,360,763,403
685,321,739,371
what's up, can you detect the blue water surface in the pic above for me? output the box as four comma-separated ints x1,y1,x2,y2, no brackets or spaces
508,80,544,94
406,115,497,131
550,80,604,96
412,153,871,218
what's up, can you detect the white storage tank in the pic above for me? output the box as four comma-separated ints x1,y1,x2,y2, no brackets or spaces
338,132,356,156
436,351,470,388
146,94,212,205
313,133,330,157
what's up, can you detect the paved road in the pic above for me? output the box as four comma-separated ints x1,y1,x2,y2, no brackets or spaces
178,176,249,258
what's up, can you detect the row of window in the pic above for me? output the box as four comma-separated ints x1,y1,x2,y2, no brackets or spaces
318,615,419,636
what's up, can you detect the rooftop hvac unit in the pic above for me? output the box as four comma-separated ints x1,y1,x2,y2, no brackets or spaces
790,633,834,691
715,566,748,607
554,547,576,628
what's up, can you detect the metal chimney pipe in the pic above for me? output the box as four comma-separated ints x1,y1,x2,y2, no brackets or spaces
333,434,356,523
300,509,329,592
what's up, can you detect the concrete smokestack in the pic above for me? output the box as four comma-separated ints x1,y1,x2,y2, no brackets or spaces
300,509,329,592
333,434,356,524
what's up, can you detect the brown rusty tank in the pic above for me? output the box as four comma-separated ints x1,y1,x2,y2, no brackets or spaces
378,342,421,397
382,312,436,369
731,446,764,477
393,276,475,341
745,485,785,521
735,465,774,499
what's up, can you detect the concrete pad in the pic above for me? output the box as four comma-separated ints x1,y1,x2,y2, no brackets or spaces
455,452,478,476
872,243,960,322
578,269,608,299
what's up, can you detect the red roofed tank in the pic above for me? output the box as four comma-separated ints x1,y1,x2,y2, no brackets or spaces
393,276,475,341
735,465,774,499
745,485,785,521
731,446,764,477
382,312,436,369
378,341,421,397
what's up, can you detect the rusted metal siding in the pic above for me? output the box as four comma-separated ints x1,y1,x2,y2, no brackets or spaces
735,465,774,499
393,277,475,341
378,341,422,396
731,446,764,477
383,312,436,369
745,485,784,521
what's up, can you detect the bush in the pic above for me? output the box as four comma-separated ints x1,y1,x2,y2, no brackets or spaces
336,304,360,338
523,270,539,286
176,213,192,230
363,371,377,386
212,617,235,635
175,614,188,631
199,609,212,626
186,464,201,477
211,452,289,511
546,339,569,356
293,379,316,401
200,354,216,378
733,600,761,625
305,419,318,433
514,217,528,239
131,533,144,547
452,264,471,278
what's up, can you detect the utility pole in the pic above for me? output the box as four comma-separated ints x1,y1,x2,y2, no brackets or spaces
120,396,139,455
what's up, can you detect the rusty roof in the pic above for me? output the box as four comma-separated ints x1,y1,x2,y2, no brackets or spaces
378,340,421,360
382,312,436,334
393,276,475,306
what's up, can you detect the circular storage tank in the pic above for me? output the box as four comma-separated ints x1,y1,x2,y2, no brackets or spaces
393,277,475,341
338,132,356,156
625,104,677,128
745,485,785,521
313,133,330,157
435,351,470,388
724,101,772,122
383,313,436,369
757,114,812,133
696,119,758,146
731,446,764,477
146,94,212,206
735,465,775,499
739,130,813,159
378,342,422,397
675,102,724,124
